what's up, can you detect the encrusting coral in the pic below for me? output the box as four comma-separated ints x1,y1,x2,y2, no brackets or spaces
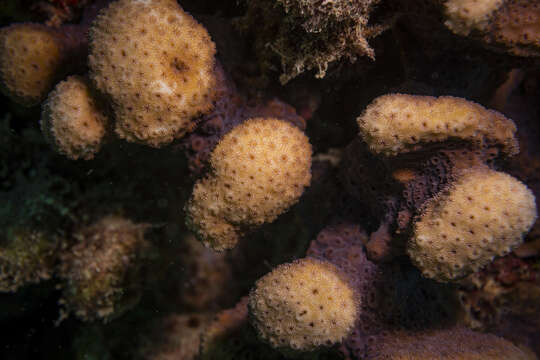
458,254,540,330
41,75,108,160
186,117,312,251
88,0,219,147
58,215,149,322
408,167,537,282
248,258,358,352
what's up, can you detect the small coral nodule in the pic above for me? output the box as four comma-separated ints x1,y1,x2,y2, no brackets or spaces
408,167,537,282
186,117,312,251
248,258,358,352
58,215,149,322
0,24,66,106
89,0,218,147
41,76,108,160
357,93,518,156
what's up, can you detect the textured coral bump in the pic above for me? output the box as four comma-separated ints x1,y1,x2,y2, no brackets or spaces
248,258,358,352
41,76,108,160
408,167,537,282
89,0,218,147
186,117,312,251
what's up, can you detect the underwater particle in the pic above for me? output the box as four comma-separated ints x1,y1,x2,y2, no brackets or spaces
367,327,536,359
88,0,218,147
58,215,149,322
0,228,59,292
407,167,537,282
186,117,312,251
0,23,66,106
248,258,358,352
357,94,518,156
41,75,108,160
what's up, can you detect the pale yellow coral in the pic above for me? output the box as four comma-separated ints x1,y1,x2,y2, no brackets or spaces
186,118,312,251
248,258,358,351
41,76,108,160
444,0,504,35
0,24,64,106
408,167,537,282
444,0,540,57
89,0,217,147
357,94,518,156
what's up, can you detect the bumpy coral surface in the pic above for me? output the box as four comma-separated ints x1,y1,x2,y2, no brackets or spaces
58,216,149,322
41,76,108,160
89,0,217,146
444,0,505,36
357,94,518,156
0,24,65,106
186,117,312,251
489,0,540,57
444,0,540,57
408,167,537,282
249,258,358,351
367,327,535,360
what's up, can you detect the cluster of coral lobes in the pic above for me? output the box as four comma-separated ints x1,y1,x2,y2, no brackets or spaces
0,0,539,358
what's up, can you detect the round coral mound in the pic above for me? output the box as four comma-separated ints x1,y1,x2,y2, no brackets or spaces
186,117,312,251
89,0,218,147
408,167,537,282
248,258,358,352
357,94,518,156
0,23,65,106
41,76,108,160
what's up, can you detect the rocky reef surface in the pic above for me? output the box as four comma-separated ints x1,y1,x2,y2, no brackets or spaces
0,0,539,359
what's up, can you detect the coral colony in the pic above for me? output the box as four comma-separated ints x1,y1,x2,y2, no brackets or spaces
0,0,539,359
